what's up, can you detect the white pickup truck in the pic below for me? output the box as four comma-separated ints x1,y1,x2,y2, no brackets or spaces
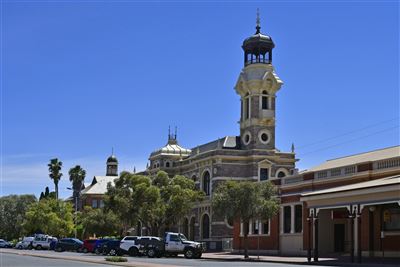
145,232,204,259
31,234,57,250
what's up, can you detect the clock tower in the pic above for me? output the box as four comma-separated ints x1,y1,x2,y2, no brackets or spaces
235,11,283,150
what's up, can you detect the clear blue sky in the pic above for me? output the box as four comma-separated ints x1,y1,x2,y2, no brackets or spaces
2,1,399,199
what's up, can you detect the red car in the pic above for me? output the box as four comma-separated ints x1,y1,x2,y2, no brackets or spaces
82,239,97,253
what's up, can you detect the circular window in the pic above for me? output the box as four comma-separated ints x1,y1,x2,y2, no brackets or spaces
258,130,271,144
242,131,251,145
277,171,286,178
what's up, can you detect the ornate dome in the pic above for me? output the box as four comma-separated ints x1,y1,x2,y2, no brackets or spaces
107,154,118,163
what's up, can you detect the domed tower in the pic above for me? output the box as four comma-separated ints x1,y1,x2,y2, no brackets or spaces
235,10,283,150
106,150,118,176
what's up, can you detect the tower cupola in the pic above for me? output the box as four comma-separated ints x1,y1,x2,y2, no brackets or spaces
242,9,275,66
106,149,118,176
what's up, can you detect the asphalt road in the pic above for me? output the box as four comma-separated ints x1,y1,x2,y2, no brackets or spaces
0,249,323,267
0,253,111,267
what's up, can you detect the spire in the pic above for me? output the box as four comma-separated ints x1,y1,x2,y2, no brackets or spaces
111,147,114,155
175,126,178,140
291,143,295,153
133,166,136,174
168,125,171,139
255,8,261,34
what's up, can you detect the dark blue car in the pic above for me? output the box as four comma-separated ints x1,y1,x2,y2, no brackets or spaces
98,239,122,256
93,239,112,254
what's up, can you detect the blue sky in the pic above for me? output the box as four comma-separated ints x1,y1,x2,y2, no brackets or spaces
2,1,399,199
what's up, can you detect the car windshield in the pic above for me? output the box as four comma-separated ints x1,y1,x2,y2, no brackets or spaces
179,234,188,241
72,238,83,244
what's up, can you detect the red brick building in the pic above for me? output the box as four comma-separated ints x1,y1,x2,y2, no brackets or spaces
233,146,400,261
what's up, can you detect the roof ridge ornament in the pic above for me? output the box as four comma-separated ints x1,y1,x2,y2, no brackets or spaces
255,8,261,34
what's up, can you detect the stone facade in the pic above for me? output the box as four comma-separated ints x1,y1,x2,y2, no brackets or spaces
145,22,296,250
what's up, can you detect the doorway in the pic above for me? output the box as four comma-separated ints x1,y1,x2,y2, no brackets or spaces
334,224,345,252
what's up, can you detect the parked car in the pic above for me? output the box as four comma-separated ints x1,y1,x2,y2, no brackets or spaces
0,239,12,248
15,237,34,249
32,234,57,250
55,238,83,252
93,239,112,254
100,239,122,256
82,239,98,253
119,236,139,256
135,236,162,256
145,232,204,259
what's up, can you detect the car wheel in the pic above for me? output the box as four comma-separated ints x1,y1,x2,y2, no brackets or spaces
147,248,156,258
94,248,101,255
17,245,22,249
184,249,194,259
109,249,117,256
128,247,139,257
36,245,42,250
56,247,63,252
83,248,88,253
27,245,32,250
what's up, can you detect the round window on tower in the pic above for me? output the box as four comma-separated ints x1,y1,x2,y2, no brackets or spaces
258,130,271,145
242,131,251,145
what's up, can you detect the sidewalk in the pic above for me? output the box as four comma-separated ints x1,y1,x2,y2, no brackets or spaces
202,251,400,267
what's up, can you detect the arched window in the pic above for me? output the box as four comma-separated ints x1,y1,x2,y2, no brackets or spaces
183,218,189,238
262,90,269,110
189,217,195,240
277,171,287,178
202,171,210,196
202,214,210,239
165,161,170,168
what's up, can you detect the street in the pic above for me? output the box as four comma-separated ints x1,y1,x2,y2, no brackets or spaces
0,249,327,267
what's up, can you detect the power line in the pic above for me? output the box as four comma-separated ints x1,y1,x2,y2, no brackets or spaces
297,117,399,149
298,125,399,156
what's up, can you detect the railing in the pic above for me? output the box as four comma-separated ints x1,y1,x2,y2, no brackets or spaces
245,58,271,66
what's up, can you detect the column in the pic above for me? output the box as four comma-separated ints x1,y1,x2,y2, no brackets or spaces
313,214,319,262
358,212,362,263
240,222,244,236
291,205,295,234
350,213,355,263
280,206,284,234
249,220,253,235
307,213,312,263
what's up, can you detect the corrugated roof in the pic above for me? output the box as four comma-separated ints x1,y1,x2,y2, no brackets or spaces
81,176,118,195
307,146,400,172
302,174,400,197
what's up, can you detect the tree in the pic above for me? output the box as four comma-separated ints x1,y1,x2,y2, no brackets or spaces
150,171,204,234
0,195,37,240
23,198,74,237
105,171,154,235
212,180,279,259
44,187,50,198
48,158,63,200
80,207,121,238
68,165,86,208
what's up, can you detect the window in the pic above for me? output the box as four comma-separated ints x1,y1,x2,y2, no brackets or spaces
260,168,269,181
244,95,250,119
383,204,400,231
277,171,286,178
284,206,291,233
202,214,210,239
261,91,269,110
169,234,180,242
262,221,269,234
252,220,259,234
99,200,104,208
165,161,170,168
91,199,98,208
295,205,303,233
203,171,210,196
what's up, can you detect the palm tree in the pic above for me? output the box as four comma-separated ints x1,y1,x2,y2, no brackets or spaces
68,165,86,206
48,158,63,200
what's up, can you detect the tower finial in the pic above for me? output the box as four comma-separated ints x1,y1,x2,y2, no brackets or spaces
291,143,295,153
256,8,261,34
175,126,177,140
168,125,171,139
112,147,114,155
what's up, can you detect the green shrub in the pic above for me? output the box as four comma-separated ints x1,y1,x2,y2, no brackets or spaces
105,256,128,262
